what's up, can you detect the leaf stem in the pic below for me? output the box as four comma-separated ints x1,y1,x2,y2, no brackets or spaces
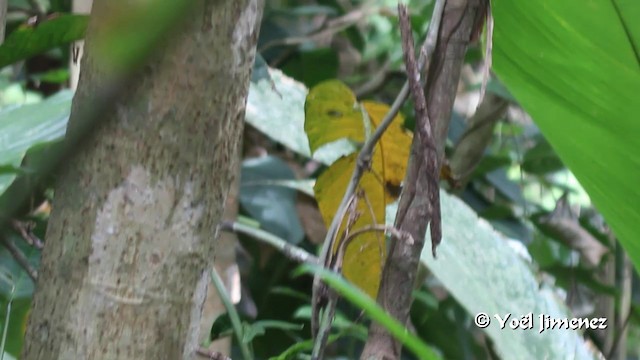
220,221,318,265
210,268,253,360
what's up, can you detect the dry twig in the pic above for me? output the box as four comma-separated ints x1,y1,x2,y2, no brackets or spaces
397,4,441,256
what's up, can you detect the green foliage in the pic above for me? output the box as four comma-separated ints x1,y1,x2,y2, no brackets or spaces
406,193,595,359
0,15,88,69
0,231,41,356
493,0,640,273
241,156,305,244
0,91,72,194
299,265,442,360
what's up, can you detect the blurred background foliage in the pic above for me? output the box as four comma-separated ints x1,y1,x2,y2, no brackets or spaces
0,0,638,359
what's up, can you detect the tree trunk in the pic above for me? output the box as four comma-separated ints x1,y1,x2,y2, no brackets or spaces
22,1,264,359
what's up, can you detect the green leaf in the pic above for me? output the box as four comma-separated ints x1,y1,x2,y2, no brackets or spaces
245,68,312,158
0,90,72,195
240,320,303,344
241,179,315,198
471,155,511,177
401,191,597,359
521,138,565,175
246,68,358,165
240,156,305,244
0,15,89,68
268,328,362,360
493,0,640,273
0,235,40,300
29,69,70,84
282,48,339,88
301,265,442,360
293,305,367,334
209,313,233,341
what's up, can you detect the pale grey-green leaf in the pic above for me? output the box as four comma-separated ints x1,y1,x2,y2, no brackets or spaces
0,90,73,194
387,191,597,360
245,68,357,166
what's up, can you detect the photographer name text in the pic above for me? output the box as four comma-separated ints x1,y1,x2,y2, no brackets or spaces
474,312,607,333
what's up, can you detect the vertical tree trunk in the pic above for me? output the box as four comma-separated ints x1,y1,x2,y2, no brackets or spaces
23,1,264,359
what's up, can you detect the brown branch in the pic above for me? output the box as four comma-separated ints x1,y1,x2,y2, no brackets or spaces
361,1,490,359
398,3,441,256
11,219,44,249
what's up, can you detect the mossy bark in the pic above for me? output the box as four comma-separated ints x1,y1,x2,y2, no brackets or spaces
22,1,263,358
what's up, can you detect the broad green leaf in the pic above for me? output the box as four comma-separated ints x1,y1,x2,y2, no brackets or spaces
305,81,412,298
1,352,16,360
0,15,89,68
397,191,597,359
492,1,640,272
0,232,39,357
0,90,72,195
282,48,339,88
240,156,305,245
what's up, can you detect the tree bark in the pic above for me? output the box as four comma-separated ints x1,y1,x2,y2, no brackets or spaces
22,1,264,359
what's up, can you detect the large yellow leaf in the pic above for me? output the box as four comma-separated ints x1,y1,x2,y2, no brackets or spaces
305,80,412,298
361,101,412,193
314,153,387,297
304,80,366,153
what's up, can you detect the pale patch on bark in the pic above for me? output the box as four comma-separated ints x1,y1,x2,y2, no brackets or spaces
231,1,259,69
184,270,210,358
64,165,206,358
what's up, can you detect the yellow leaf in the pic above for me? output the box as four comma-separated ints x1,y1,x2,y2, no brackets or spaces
315,153,387,297
306,81,412,298
361,101,413,191
304,80,365,153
